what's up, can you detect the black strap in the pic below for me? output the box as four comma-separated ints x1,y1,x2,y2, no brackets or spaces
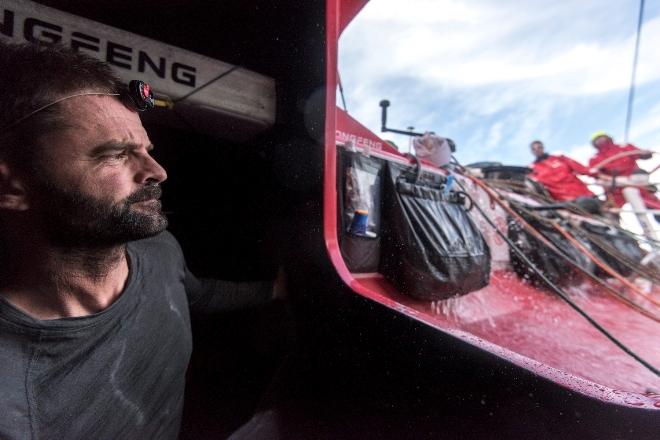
403,153,423,183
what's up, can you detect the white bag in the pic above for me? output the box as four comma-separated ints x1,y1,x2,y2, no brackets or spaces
413,132,451,167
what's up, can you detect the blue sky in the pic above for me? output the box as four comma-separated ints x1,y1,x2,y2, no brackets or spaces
338,0,660,170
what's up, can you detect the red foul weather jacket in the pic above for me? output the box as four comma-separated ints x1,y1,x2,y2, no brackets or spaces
588,143,648,176
588,143,660,208
530,154,594,201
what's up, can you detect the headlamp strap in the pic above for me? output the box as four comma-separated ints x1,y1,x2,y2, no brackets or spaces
1,80,155,132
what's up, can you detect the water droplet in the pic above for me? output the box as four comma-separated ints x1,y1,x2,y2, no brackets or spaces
623,396,645,407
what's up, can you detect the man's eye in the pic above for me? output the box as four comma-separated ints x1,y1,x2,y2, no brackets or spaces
102,151,128,160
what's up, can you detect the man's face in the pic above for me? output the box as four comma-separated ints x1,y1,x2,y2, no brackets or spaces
28,95,168,248
530,142,544,158
592,136,612,149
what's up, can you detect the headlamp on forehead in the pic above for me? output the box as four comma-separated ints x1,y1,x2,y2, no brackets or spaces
126,80,155,111
1,80,156,132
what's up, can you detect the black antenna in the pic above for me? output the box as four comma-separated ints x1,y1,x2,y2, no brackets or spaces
338,70,348,112
379,99,389,132
378,99,424,136
378,100,457,152
624,0,645,142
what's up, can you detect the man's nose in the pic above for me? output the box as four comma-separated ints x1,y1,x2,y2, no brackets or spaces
135,153,168,184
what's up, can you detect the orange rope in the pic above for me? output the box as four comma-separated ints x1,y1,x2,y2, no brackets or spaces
512,205,660,319
590,149,656,171
459,172,660,318
463,174,570,254
550,223,660,307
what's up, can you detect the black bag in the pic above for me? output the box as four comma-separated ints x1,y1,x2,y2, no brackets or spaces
338,149,384,272
380,161,491,300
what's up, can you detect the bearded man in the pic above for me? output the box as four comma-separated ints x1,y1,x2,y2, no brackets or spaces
0,43,277,439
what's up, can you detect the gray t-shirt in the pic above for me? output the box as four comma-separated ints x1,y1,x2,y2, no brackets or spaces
0,231,273,440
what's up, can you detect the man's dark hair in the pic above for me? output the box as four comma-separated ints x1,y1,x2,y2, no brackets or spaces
530,140,543,147
0,42,123,170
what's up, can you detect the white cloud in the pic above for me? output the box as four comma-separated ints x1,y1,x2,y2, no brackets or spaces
341,1,660,96
355,0,486,25
631,101,660,140
338,0,660,166
558,144,594,165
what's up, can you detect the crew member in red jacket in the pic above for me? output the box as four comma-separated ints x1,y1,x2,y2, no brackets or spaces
588,131,660,213
529,140,595,201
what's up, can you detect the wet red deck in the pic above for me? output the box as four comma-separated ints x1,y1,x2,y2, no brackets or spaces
350,270,660,409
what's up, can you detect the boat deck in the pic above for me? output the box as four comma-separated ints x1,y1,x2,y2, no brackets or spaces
351,270,660,409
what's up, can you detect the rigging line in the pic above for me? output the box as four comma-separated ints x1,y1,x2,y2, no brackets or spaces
451,174,660,376
481,176,660,248
563,199,660,248
590,149,656,171
550,220,660,307
173,65,241,103
486,181,554,204
337,70,348,112
455,170,660,320
556,192,658,249
624,0,646,143
518,206,660,304
504,199,660,317
502,195,660,307
574,228,660,283
575,224,660,282
509,199,650,277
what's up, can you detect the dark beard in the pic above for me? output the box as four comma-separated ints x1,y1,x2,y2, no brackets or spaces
34,181,168,249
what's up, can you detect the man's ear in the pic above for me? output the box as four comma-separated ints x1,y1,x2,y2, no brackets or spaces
0,161,29,211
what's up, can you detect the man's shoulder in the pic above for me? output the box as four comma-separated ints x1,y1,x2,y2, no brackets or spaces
128,230,183,259
556,154,580,163
535,154,562,164
588,150,604,162
532,154,552,165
